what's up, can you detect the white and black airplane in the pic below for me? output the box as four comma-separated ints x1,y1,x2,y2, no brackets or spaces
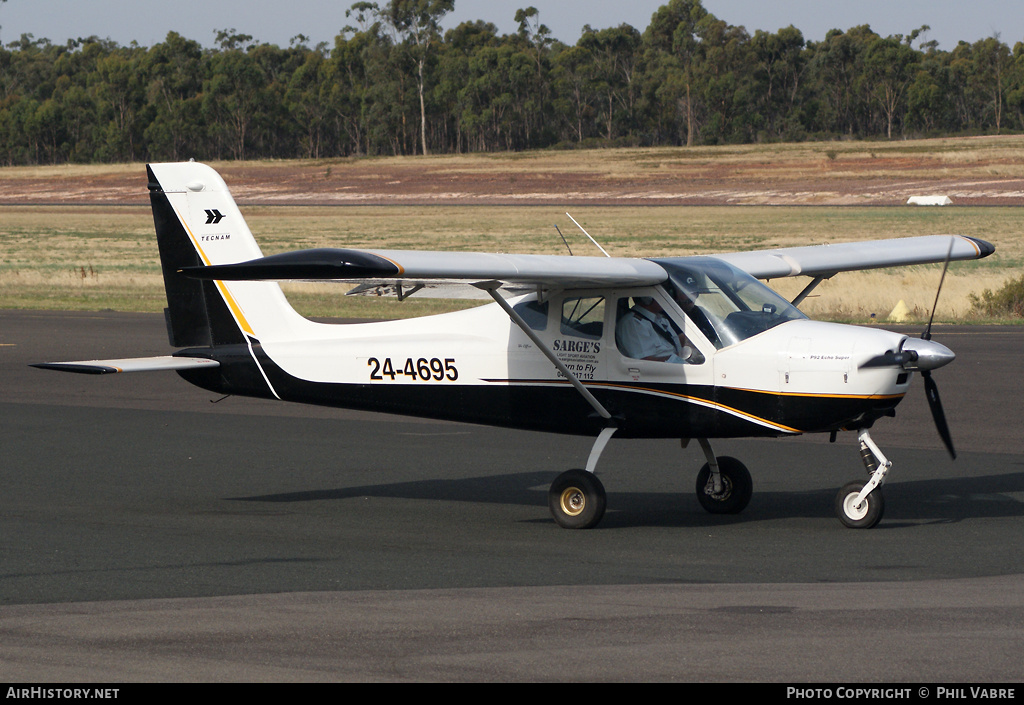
34,161,995,529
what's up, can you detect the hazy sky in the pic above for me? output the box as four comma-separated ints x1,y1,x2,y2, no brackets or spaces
0,0,1017,51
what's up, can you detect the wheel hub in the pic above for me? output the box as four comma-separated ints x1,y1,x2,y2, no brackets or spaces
843,492,869,520
704,474,733,501
560,487,585,516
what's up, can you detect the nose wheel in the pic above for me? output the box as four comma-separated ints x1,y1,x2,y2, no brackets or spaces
835,481,885,529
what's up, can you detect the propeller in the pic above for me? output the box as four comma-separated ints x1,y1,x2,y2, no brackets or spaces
859,238,957,459
921,237,956,459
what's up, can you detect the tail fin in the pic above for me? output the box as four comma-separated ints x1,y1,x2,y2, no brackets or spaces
147,162,313,347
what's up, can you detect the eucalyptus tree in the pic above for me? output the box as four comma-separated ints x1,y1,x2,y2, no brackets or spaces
971,35,1013,132
864,34,920,138
285,46,331,158
513,6,557,146
202,30,266,160
579,23,641,141
641,0,710,146
906,42,956,134
1006,42,1024,132
379,0,453,155
141,32,205,161
435,20,500,152
750,25,806,139
93,45,146,161
809,25,876,136
552,42,595,143
329,15,378,156
691,13,753,144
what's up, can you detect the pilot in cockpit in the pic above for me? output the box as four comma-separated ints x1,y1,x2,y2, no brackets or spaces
616,294,705,364
616,296,684,363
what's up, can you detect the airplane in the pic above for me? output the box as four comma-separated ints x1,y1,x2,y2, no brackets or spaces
33,161,995,530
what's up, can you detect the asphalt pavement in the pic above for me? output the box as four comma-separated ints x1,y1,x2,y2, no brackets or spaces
2,310,1022,681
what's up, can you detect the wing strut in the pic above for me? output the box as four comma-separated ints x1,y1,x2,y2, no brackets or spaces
790,275,831,307
479,283,613,423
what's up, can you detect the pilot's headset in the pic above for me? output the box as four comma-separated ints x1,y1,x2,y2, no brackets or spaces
675,272,702,302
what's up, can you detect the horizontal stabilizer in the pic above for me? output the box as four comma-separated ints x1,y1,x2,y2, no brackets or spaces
31,356,220,375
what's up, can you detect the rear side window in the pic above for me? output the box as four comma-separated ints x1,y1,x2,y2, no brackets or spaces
513,298,549,331
560,296,605,339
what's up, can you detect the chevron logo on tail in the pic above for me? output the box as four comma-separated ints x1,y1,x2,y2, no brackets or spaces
205,209,225,224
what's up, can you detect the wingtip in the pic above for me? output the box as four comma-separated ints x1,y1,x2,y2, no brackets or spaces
964,236,996,258
30,362,120,375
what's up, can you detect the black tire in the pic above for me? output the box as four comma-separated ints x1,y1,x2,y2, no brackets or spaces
548,469,607,529
835,481,885,529
695,456,752,514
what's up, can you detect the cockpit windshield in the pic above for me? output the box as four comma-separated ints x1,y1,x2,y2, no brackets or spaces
654,257,807,349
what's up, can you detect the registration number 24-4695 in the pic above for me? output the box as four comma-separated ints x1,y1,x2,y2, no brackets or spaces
368,357,458,381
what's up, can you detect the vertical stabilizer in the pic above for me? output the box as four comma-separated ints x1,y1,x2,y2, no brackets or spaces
147,162,315,348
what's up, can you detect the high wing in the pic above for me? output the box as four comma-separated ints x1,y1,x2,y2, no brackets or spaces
710,235,993,280
179,235,995,295
181,248,667,297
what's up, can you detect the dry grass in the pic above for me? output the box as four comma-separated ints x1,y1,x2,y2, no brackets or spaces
0,202,1015,322
339,134,1024,183
2,139,1021,322
771,269,998,322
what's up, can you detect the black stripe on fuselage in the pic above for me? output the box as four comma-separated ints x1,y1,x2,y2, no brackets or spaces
175,342,904,439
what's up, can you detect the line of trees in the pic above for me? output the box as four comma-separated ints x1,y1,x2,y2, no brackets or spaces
2,0,1024,165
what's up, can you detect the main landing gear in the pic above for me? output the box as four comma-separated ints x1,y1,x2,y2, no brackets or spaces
547,431,755,529
693,438,752,515
549,468,607,529
548,427,614,529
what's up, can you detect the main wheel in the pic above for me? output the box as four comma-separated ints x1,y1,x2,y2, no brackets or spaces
549,469,607,529
695,456,752,514
835,481,885,529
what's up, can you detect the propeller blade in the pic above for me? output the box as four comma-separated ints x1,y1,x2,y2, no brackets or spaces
922,370,956,459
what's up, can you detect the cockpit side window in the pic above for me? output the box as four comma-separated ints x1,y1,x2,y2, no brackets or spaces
615,294,705,364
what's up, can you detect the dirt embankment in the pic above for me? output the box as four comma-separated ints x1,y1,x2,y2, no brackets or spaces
3,138,1024,207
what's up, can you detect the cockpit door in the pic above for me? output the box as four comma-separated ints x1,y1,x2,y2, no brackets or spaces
607,287,717,387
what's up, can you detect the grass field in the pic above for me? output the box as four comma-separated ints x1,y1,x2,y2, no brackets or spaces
0,139,1021,323
0,201,1017,323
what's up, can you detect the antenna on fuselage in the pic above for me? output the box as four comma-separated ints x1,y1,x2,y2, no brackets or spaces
553,225,574,255
566,212,610,257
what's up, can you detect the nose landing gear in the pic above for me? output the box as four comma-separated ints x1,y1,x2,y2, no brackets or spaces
835,430,889,529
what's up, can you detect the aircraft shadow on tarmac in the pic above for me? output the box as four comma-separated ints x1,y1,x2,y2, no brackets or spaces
229,469,1024,529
